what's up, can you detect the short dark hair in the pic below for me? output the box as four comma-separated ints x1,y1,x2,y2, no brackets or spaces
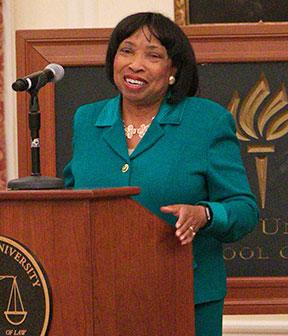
106,12,199,105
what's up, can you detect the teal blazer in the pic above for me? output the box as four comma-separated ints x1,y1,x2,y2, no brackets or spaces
64,95,259,304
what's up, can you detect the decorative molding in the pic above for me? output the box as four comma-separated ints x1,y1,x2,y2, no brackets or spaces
182,23,288,62
225,277,288,314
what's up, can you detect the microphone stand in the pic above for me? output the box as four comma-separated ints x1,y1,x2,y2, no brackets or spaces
8,83,64,190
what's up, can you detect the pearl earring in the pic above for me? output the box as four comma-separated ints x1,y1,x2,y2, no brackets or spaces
169,75,176,85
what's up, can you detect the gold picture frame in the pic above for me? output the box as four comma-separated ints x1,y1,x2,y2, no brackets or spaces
174,0,189,25
174,0,288,25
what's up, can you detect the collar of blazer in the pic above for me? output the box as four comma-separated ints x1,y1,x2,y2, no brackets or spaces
93,95,186,160
94,94,185,127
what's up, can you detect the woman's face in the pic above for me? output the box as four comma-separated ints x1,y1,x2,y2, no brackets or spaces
113,26,176,108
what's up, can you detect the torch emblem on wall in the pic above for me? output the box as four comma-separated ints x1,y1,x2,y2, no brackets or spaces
228,73,288,209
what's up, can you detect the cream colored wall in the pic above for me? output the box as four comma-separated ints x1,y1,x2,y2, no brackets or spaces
4,1,288,334
13,0,174,29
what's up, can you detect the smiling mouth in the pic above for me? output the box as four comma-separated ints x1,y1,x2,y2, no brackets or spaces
124,77,146,87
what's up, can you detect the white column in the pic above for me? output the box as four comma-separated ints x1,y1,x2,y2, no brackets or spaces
3,0,18,180
223,315,288,336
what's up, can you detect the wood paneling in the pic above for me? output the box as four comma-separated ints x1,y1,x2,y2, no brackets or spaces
0,188,194,335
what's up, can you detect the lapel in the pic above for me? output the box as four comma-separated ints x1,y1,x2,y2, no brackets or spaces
95,95,185,160
95,95,129,161
131,98,184,159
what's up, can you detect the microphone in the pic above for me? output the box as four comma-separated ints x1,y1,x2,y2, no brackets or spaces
12,63,65,92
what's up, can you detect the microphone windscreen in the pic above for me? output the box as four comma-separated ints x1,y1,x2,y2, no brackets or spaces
12,79,27,92
45,63,65,83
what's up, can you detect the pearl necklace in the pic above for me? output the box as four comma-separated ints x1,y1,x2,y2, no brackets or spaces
123,117,154,139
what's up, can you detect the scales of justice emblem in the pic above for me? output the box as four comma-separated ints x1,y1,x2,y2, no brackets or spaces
0,235,51,335
0,276,27,326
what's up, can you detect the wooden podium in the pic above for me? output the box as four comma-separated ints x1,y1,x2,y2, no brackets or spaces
0,187,194,335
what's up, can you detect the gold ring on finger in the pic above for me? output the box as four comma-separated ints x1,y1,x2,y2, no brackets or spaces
189,226,196,236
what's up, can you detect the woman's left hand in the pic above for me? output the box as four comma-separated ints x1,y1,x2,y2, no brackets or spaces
160,204,207,245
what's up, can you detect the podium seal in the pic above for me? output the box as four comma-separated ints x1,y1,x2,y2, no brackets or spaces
0,236,51,335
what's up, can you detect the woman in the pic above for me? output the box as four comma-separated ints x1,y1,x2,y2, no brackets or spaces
64,12,259,335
